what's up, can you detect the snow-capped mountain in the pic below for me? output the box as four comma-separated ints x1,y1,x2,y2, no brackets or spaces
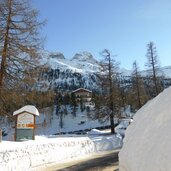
40,51,100,73
37,50,171,91
37,51,101,91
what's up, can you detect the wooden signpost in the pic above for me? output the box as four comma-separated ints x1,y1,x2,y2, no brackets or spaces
13,105,39,141
0,129,2,143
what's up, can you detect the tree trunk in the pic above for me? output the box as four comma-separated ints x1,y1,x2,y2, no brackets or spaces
0,0,12,96
108,54,115,134
135,67,142,108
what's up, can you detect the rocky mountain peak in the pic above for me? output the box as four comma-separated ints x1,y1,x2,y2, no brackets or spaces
49,52,65,60
71,51,98,64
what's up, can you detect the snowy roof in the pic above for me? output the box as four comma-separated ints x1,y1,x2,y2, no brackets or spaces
13,105,39,116
72,88,92,93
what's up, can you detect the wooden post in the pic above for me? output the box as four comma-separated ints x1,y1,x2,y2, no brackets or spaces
0,129,2,142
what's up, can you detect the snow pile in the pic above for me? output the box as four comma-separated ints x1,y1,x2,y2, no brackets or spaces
119,86,171,171
0,133,121,171
92,135,122,152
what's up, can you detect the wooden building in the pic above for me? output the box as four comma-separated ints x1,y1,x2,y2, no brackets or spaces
72,88,92,102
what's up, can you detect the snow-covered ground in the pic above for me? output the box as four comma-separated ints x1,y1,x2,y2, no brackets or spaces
36,107,112,136
0,130,122,171
119,86,171,171
1,105,112,141
0,105,127,171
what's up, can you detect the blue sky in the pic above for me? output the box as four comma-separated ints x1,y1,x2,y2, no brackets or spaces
32,0,171,70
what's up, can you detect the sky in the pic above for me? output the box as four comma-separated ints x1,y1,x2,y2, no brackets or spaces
32,0,171,70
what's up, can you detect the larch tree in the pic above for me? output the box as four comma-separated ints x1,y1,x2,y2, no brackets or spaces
145,42,161,97
130,61,147,110
98,49,119,134
70,93,77,117
0,0,45,115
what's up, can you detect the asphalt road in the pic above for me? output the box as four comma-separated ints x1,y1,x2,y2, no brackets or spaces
46,149,120,171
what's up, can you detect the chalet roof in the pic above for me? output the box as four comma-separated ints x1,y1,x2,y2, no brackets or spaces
13,105,39,116
72,88,92,93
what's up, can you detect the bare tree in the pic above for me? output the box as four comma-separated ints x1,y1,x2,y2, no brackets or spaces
130,61,148,110
132,61,142,108
0,0,45,114
145,42,160,97
98,49,119,134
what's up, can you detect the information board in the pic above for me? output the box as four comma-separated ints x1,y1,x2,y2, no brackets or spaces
16,112,35,141
17,113,34,129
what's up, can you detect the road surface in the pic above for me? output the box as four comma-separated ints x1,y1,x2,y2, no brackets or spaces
45,149,120,171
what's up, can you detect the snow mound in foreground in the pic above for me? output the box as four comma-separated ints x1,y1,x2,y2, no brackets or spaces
119,86,171,171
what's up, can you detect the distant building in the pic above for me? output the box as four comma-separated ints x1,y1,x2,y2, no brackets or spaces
72,88,92,102
72,88,95,109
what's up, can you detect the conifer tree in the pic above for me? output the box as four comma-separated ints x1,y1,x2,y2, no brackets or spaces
132,61,142,108
98,49,119,134
80,97,85,112
70,93,77,117
145,42,161,97
0,0,45,115
59,112,63,128
130,61,148,110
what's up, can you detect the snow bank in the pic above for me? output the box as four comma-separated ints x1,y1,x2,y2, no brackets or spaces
0,136,94,171
92,135,122,152
0,134,121,171
119,86,171,171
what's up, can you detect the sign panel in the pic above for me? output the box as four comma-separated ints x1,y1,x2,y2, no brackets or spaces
13,106,38,141
17,113,34,129
16,129,33,141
